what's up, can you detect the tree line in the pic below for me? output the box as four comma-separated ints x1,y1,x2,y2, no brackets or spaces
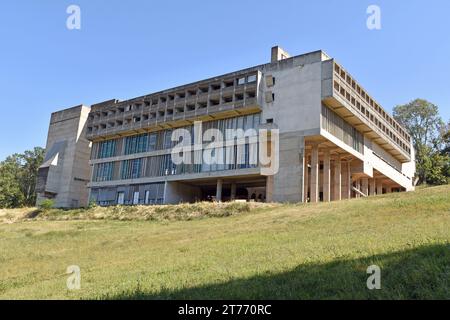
0,99,448,208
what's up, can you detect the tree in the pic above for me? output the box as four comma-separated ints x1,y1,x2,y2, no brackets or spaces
393,99,443,149
18,147,45,206
393,99,448,185
0,147,44,208
0,155,25,208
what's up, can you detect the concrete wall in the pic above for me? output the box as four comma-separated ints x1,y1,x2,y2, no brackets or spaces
259,51,326,202
37,105,91,208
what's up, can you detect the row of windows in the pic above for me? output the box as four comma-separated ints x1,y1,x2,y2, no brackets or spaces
333,80,411,155
334,63,410,143
88,74,258,122
90,183,165,206
93,143,259,182
322,105,364,153
92,113,261,159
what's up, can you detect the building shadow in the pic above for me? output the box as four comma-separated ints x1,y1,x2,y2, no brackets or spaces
107,244,449,300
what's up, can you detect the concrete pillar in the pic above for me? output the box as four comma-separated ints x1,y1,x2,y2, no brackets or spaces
355,179,360,198
370,178,376,196
343,161,352,199
346,160,353,199
323,150,331,202
310,145,319,203
266,176,274,202
230,183,237,200
386,186,392,193
303,155,309,202
362,178,369,197
376,180,383,195
216,179,223,202
333,155,342,201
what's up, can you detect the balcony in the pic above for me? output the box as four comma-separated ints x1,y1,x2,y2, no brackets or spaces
86,70,262,140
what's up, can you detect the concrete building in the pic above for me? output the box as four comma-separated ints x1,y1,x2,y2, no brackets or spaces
36,105,91,208
39,47,415,207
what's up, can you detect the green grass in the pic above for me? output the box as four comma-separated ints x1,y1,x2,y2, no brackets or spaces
0,185,449,299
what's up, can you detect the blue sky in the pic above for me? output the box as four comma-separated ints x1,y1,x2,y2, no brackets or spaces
0,0,449,160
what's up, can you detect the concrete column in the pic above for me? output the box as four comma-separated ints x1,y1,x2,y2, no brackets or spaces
323,150,331,202
266,176,274,202
216,179,223,202
303,155,309,202
355,179,360,198
333,155,342,201
361,178,369,197
310,145,319,203
346,160,353,199
370,178,376,196
376,180,383,195
230,183,237,200
343,161,352,199
386,186,392,193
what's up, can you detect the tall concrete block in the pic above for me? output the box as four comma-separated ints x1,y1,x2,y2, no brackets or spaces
36,105,91,208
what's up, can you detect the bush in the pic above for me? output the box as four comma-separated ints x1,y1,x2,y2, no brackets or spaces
88,200,97,209
38,199,54,211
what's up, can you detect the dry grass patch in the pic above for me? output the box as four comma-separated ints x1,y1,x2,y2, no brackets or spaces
1,201,278,224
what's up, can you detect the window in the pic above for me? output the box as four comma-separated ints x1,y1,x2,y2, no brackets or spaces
97,140,116,158
246,90,256,99
265,92,274,103
247,75,257,83
266,118,274,124
198,101,207,108
133,192,140,205
117,192,125,205
224,80,234,87
163,130,173,149
121,158,143,179
93,162,114,182
124,134,148,155
237,77,246,85
209,98,220,106
148,133,157,151
223,96,233,103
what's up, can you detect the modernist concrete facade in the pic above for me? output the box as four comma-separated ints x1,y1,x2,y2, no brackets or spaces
38,47,415,207
36,105,91,208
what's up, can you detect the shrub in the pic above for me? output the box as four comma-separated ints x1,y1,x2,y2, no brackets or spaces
88,200,97,209
38,199,54,211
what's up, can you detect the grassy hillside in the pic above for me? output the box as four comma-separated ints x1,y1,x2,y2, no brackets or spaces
0,185,449,299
